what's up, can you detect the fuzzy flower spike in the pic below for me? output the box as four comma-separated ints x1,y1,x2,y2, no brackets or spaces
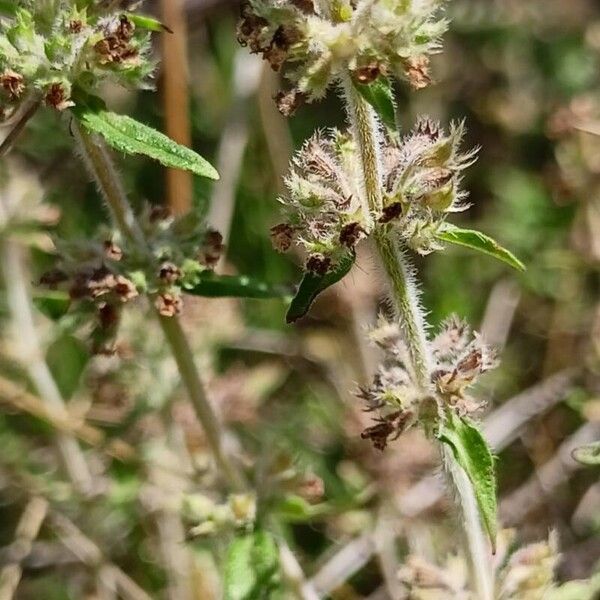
238,0,448,114
359,315,498,451
272,118,478,272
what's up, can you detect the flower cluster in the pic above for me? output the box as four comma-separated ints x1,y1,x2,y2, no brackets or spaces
380,117,478,255
237,0,448,113
397,530,560,599
272,118,476,272
359,315,497,450
271,129,366,273
0,1,154,119
40,207,225,353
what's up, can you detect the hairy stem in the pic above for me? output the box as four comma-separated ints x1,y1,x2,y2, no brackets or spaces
373,230,431,387
342,76,494,597
443,445,494,600
72,122,246,491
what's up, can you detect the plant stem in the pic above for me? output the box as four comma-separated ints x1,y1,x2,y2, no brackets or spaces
0,99,41,159
443,445,494,600
341,75,494,598
72,122,246,491
373,230,431,387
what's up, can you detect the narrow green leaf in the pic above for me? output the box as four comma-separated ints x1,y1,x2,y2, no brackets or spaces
71,98,219,180
224,530,280,600
353,76,397,130
572,441,600,466
436,223,525,272
286,251,356,323
439,412,498,549
126,13,173,33
46,334,90,400
183,272,290,299
32,291,70,321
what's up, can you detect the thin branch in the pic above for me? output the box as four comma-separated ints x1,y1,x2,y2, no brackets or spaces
0,99,41,159
0,239,93,494
0,373,135,462
0,497,49,600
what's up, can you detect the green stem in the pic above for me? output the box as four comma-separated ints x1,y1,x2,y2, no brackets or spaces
341,74,494,597
72,122,246,491
373,230,431,388
342,74,430,386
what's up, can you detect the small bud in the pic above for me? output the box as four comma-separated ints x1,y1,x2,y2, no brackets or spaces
155,292,183,317
270,223,295,252
228,493,257,525
404,56,432,90
275,89,306,117
201,229,224,268
44,83,74,111
379,202,403,223
0,70,25,100
353,62,382,85
158,262,182,284
114,276,138,303
103,240,123,261
306,254,331,275
69,20,84,33
339,222,366,248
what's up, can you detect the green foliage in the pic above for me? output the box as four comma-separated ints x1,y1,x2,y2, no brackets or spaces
286,251,355,323
32,291,70,321
353,77,397,130
45,333,89,400
223,530,280,600
183,272,290,299
71,97,219,180
438,411,498,549
436,223,525,271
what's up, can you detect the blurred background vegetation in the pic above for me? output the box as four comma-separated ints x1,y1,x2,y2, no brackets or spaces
0,0,599,598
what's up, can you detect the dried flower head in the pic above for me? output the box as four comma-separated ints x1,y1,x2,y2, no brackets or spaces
359,315,496,450
237,0,448,103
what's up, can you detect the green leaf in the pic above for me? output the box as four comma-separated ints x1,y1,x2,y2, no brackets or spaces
224,530,280,600
571,441,600,466
32,291,70,321
353,77,397,130
286,251,355,323
46,334,90,400
183,272,290,299
126,13,173,33
438,412,498,549
436,223,525,272
0,1,17,15
71,97,219,180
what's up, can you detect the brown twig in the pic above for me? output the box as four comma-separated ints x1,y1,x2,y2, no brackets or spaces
160,0,193,215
